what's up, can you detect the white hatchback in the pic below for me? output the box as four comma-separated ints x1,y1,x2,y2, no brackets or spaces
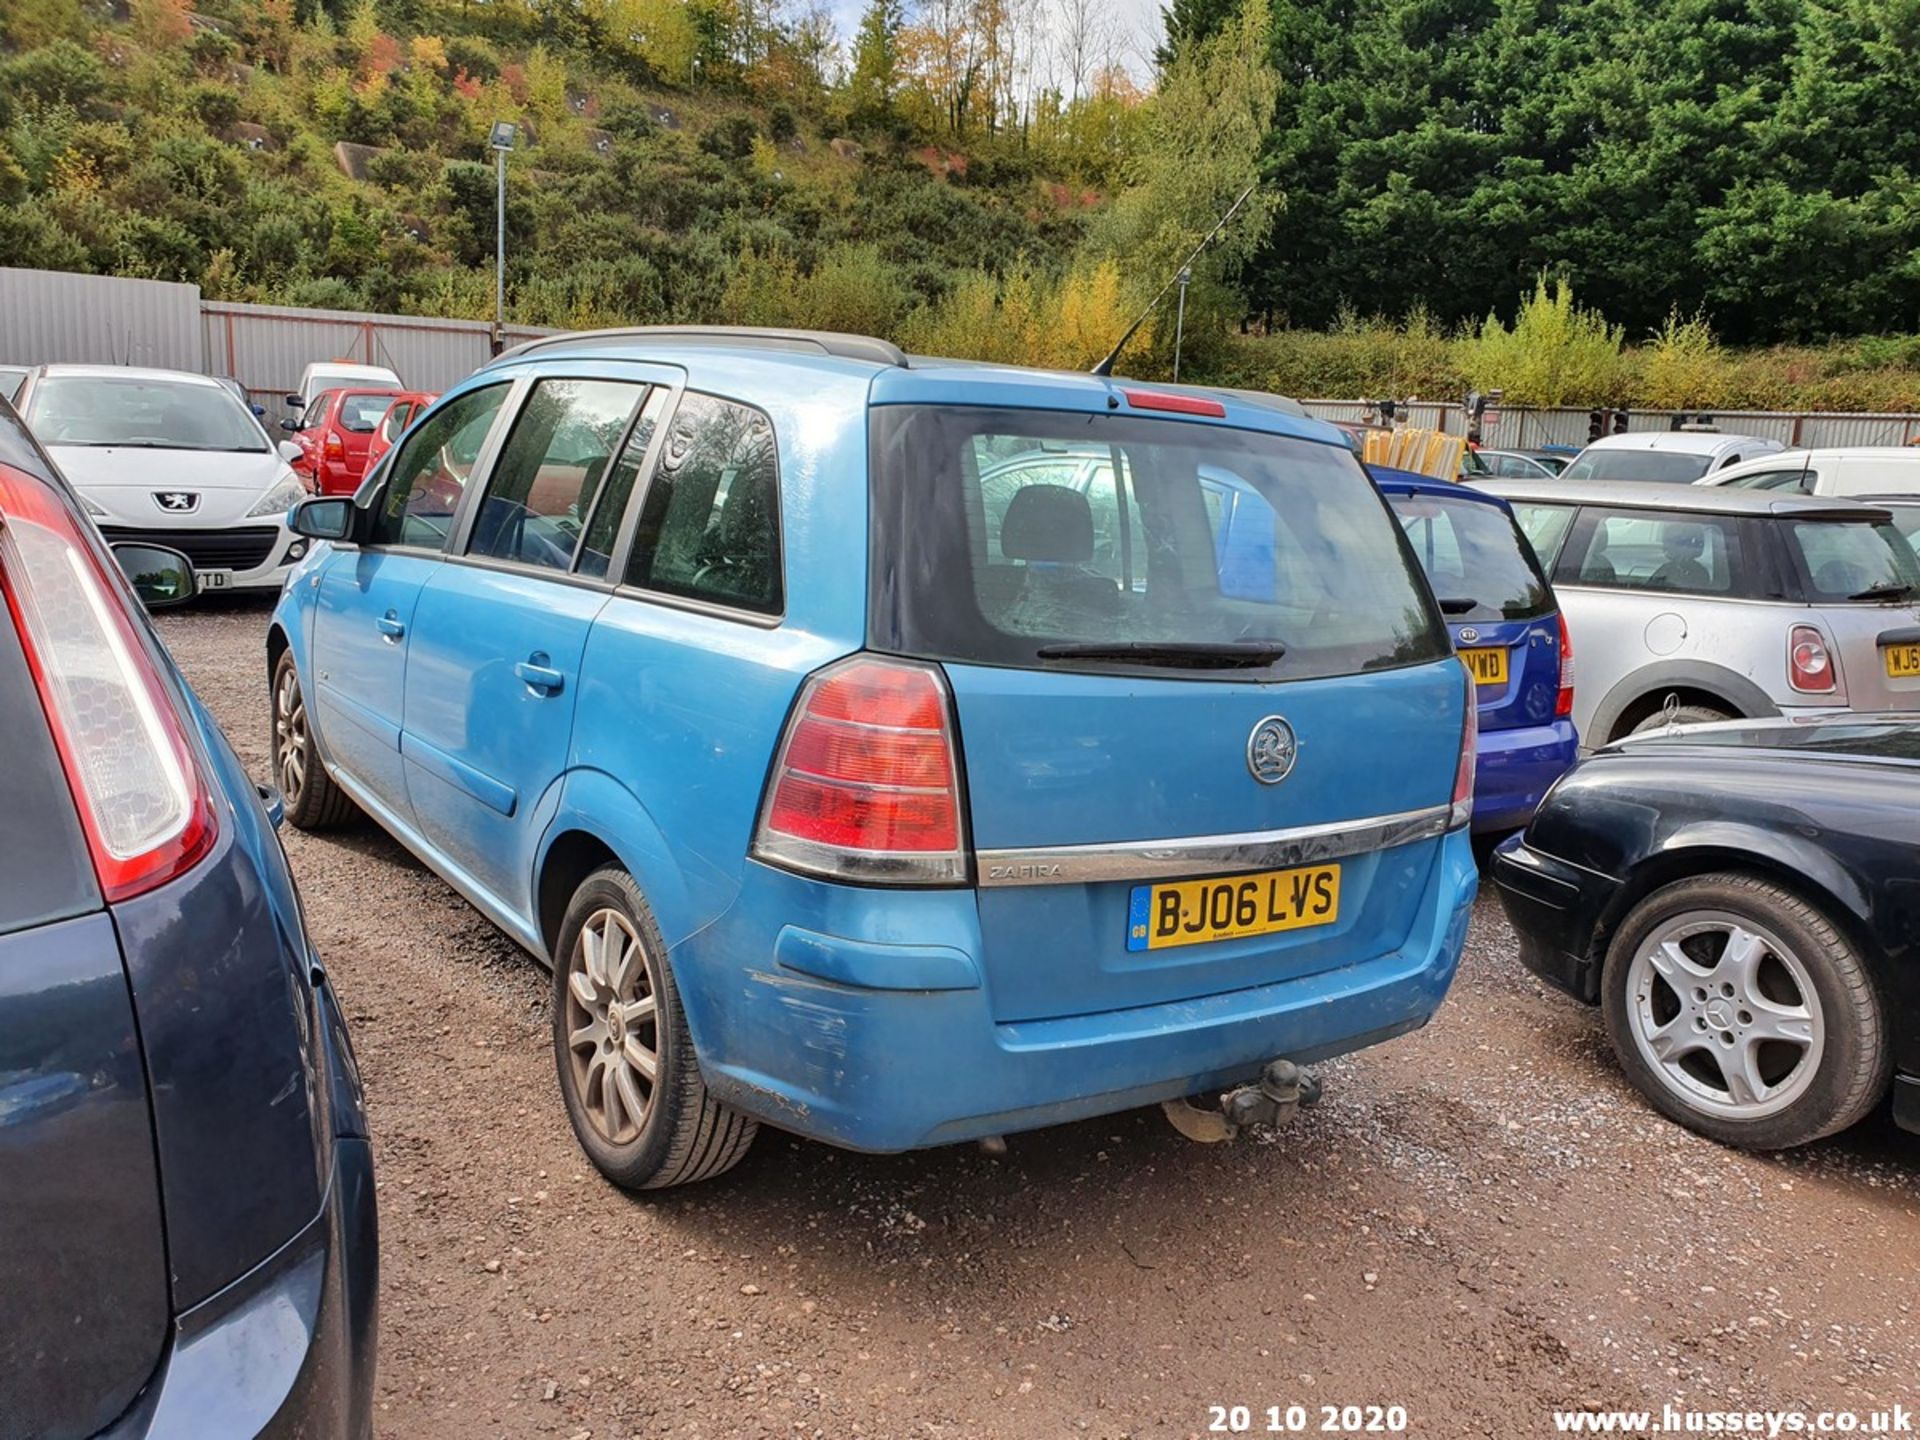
1696,446,1920,498
16,365,310,593
1558,429,1784,484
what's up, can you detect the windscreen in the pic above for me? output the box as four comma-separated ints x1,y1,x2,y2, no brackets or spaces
1561,449,1712,483
867,406,1449,681
1388,493,1555,621
1786,519,1920,601
29,377,268,453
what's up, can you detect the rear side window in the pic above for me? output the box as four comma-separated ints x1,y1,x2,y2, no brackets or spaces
467,378,646,573
1388,494,1554,622
1509,502,1576,567
624,392,781,615
371,382,509,550
867,406,1450,681
1570,509,1746,594
1786,520,1920,602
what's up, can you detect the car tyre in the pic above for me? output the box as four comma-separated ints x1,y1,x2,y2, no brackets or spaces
1600,872,1888,1150
1625,703,1731,738
552,868,757,1189
271,650,357,829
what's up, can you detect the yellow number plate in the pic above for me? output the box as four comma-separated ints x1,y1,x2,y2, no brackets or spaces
1884,643,1920,678
1459,647,1508,686
1127,864,1341,952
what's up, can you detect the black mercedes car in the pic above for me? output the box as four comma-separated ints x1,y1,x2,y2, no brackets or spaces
1493,714,1919,1150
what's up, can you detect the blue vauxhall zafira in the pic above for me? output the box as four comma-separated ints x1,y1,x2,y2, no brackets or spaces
268,327,1480,1190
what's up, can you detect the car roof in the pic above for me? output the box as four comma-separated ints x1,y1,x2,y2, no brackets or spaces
1577,430,1775,455
1475,476,1894,519
484,326,1347,448
1370,467,1513,511
32,363,226,389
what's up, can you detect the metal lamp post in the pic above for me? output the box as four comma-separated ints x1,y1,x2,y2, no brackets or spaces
488,120,517,355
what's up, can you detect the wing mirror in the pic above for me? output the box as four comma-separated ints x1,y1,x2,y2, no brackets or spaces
290,496,355,542
111,543,197,610
277,440,303,463
283,393,304,408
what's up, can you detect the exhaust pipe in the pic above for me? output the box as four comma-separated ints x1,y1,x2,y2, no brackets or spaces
1162,1060,1322,1143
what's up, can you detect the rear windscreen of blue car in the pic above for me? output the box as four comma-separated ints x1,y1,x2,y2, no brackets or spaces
867,406,1450,680
1387,492,1556,623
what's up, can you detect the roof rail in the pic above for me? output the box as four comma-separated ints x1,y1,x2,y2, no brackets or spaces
494,325,909,368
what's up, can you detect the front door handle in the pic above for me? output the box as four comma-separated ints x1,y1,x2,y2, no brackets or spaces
376,612,406,641
514,655,565,696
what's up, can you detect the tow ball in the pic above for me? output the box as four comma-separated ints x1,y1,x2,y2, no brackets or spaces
1161,1059,1323,1143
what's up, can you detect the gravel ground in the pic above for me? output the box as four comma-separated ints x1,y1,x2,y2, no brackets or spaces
160,596,1918,1440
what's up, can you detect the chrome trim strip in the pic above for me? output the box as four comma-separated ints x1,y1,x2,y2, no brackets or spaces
975,804,1453,887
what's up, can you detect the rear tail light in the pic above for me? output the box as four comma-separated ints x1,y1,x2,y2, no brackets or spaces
1788,624,1836,694
753,655,968,885
1555,612,1576,718
1449,663,1478,830
323,432,345,459
0,463,217,901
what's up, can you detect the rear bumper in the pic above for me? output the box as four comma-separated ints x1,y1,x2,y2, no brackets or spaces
103,984,378,1439
686,828,1479,1153
1472,718,1578,833
1488,832,1618,1004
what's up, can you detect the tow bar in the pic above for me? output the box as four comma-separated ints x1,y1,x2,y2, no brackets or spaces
1161,1060,1323,1143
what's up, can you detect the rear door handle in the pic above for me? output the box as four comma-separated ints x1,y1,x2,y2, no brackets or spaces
377,612,406,641
514,655,565,696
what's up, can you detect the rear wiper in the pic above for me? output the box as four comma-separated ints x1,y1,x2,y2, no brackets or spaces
1848,582,1914,601
1436,597,1479,615
1036,640,1286,668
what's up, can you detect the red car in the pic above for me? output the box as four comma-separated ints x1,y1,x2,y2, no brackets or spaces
362,392,439,478
286,388,413,496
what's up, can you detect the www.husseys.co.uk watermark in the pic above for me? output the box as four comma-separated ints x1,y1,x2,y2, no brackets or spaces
1551,1404,1913,1435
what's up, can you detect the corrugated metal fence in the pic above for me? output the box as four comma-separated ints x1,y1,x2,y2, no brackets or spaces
0,267,553,427
1296,399,1920,450
4,268,1918,446
202,300,554,425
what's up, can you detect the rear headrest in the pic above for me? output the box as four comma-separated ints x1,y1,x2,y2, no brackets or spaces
1001,484,1093,564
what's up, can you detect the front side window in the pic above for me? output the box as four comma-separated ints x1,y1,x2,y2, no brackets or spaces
1786,520,1920,602
868,406,1449,680
467,378,646,573
371,383,509,550
1571,509,1745,594
1389,494,1554,622
625,392,781,615
28,376,269,453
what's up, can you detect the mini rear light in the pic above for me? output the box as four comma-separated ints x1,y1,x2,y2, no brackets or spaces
1555,612,1576,718
1122,389,1227,418
1788,623,1836,694
1449,663,1478,830
323,432,345,457
0,463,217,901
753,655,969,886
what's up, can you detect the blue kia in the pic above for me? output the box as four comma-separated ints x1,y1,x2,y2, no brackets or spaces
0,400,375,1435
1370,468,1579,833
268,327,1479,1189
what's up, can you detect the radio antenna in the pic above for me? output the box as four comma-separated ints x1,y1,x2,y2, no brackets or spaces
1090,183,1258,378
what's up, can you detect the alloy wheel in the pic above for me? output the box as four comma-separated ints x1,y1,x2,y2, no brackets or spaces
563,907,660,1145
1623,909,1825,1121
273,666,308,804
